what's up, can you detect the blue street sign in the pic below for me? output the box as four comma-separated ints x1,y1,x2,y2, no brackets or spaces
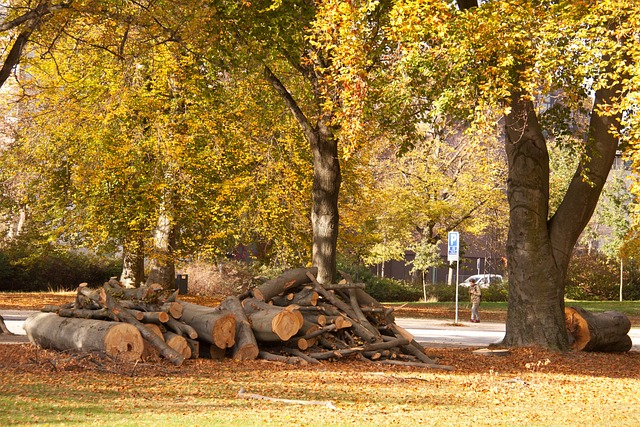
448,231,459,262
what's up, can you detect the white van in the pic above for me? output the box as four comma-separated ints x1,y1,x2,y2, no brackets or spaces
459,274,503,289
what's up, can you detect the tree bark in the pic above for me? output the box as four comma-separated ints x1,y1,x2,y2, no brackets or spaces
219,296,259,361
565,306,632,352
252,267,317,302
24,312,143,362
179,302,236,349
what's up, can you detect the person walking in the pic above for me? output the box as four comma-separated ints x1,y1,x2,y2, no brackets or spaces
469,278,482,323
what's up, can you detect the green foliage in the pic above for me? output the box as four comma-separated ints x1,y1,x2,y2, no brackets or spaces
423,282,508,303
565,252,640,301
0,241,121,292
337,259,422,302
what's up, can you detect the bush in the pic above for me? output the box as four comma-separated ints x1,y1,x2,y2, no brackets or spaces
422,282,508,302
0,243,121,292
361,277,423,302
565,253,632,301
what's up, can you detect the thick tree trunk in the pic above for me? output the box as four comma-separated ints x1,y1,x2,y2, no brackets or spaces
24,312,144,361
501,97,570,350
502,77,621,350
310,122,341,285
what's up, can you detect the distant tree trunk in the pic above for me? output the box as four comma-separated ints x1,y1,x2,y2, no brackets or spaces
146,201,176,289
120,235,145,288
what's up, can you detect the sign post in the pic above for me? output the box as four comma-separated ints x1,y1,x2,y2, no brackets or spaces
448,231,460,324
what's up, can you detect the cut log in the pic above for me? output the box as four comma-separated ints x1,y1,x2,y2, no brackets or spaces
162,302,183,319
179,302,236,348
163,331,192,359
135,311,170,324
24,312,143,362
199,342,227,360
243,298,302,342
219,296,259,361
252,267,318,302
565,306,632,352
105,294,185,366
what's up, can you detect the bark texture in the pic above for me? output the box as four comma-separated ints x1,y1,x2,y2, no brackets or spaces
25,312,144,361
502,77,622,350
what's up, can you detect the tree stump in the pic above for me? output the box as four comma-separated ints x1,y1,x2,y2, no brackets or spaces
565,306,632,352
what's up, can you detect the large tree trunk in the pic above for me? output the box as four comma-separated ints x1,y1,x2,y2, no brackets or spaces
263,66,341,285
501,96,568,350
502,82,621,350
310,122,341,285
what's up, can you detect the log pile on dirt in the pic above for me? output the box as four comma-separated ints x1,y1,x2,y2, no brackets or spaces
565,306,632,352
24,268,451,370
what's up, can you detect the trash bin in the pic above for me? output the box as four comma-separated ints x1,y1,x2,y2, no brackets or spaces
175,274,188,295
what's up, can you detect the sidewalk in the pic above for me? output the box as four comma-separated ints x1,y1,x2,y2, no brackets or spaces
4,310,640,350
396,317,506,348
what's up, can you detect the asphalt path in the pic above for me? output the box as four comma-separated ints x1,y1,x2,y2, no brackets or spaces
3,310,640,350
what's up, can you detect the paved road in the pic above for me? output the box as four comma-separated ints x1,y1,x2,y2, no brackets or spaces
3,310,640,349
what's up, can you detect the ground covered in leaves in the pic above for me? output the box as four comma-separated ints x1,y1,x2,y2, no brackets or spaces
1,344,639,426
2,293,640,425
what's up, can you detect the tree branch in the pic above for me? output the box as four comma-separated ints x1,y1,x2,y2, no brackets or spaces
263,63,317,146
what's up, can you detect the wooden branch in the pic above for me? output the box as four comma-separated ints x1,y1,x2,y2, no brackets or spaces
0,315,15,335
258,350,307,365
164,317,198,339
253,267,318,302
57,307,118,321
238,388,337,410
282,347,321,365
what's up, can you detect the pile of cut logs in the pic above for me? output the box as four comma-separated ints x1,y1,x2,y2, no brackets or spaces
24,267,451,370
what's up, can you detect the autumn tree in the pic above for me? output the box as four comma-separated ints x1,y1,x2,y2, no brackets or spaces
392,0,638,349
360,117,508,280
212,0,396,284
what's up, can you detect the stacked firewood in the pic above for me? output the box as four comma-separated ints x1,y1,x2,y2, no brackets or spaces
24,268,451,370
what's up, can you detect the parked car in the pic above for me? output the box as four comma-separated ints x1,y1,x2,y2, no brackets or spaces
459,274,503,289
